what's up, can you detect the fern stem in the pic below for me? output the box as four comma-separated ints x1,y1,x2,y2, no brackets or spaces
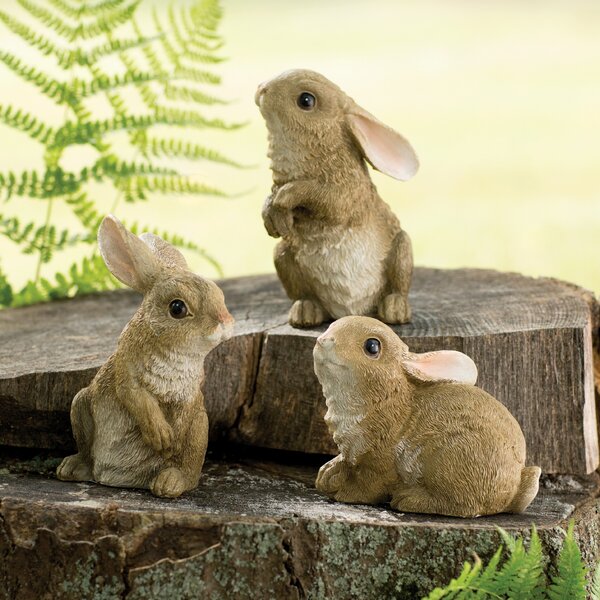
34,196,54,283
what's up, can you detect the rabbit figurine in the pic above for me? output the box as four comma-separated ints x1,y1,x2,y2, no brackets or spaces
256,69,419,328
313,316,541,518
56,215,234,498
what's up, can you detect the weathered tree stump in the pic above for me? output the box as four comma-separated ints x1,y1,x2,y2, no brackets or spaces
0,449,599,600
1,269,598,473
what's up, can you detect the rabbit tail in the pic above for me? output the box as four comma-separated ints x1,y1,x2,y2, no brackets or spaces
506,466,542,513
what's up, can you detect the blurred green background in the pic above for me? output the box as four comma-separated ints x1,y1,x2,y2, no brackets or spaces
1,0,599,293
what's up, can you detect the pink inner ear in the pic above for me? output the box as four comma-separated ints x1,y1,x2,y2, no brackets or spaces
404,351,478,384
348,113,419,181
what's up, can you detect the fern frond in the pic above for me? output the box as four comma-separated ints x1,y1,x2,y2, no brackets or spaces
0,168,83,200
45,0,82,19
87,156,178,180
18,0,140,42
0,51,75,106
12,254,118,306
77,34,162,66
66,193,103,232
117,174,228,201
164,83,226,106
473,548,502,598
424,558,486,600
0,104,53,143
173,65,220,85
142,136,242,167
70,70,170,98
548,522,587,600
76,0,128,16
0,10,63,62
0,263,14,307
0,217,91,261
17,0,76,41
51,110,241,148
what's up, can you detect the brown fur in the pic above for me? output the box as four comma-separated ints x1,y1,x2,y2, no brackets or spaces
313,316,541,517
256,69,418,327
56,216,234,498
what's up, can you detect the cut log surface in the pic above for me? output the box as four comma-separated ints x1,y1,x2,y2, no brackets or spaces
0,269,598,474
0,450,599,600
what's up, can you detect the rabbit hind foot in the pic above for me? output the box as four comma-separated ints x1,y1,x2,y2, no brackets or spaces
56,453,93,482
377,293,411,324
289,299,328,328
150,467,188,498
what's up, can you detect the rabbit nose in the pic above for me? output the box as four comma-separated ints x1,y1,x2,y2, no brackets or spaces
219,310,234,326
317,336,335,349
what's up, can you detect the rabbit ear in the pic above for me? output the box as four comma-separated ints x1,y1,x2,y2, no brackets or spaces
347,106,419,181
402,350,478,385
98,215,162,293
139,233,189,270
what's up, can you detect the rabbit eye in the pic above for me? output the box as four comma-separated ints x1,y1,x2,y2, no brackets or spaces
297,92,316,110
169,299,188,319
364,338,381,357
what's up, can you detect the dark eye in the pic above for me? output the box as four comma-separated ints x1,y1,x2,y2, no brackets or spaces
364,338,381,357
169,299,188,319
297,92,316,110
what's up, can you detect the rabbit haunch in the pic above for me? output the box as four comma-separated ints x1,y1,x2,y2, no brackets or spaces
56,215,234,499
257,69,418,327
313,316,541,518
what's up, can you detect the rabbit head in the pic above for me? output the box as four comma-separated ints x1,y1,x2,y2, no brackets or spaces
98,215,234,353
256,68,419,181
314,316,477,406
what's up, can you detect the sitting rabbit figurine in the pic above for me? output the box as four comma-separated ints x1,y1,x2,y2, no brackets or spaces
313,316,541,518
56,215,234,498
256,69,419,328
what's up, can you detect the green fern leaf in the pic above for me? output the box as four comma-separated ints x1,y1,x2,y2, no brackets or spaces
0,264,14,307
424,558,484,600
143,136,242,167
548,522,587,600
17,0,76,41
164,83,226,106
0,104,53,143
0,51,75,106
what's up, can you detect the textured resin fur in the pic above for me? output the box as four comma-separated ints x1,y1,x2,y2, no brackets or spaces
256,69,419,327
314,316,541,518
56,215,234,498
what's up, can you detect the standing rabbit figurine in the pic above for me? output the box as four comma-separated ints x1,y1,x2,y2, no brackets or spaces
57,215,234,498
256,69,419,328
313,316,541,518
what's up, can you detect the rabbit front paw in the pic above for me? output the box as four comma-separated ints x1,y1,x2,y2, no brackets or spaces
151,467,187,498
378,293,411,324
56,453,92,482
289,299,327,327
316,455,349,495
263,204,293,238
141,417,174,457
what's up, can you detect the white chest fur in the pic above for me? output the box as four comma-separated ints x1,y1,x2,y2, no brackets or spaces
293,223,388,318
140,343,206,402
321,374,367,465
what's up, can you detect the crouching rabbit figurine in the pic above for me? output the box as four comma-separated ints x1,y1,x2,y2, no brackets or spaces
256,69,419,328
313,316,541,518
57,215,234,498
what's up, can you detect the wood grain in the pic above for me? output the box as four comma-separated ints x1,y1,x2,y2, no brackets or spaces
0,450,598,600
0,269,598,473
